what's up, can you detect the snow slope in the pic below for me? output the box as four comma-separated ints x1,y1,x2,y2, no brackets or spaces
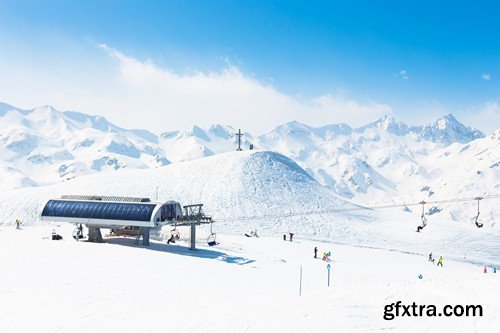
1,150,498,265
0,151,358,230
0,226,498,332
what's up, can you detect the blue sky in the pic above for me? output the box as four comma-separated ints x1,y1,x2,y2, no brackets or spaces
0,1,498,133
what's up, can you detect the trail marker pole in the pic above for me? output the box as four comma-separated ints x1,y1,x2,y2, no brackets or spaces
327,263,331,287
299,265,303,296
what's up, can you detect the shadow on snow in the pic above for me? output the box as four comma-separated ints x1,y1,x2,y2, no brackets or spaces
102,237,255,265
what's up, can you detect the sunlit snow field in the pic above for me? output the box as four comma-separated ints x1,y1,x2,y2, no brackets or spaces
1,225,498,332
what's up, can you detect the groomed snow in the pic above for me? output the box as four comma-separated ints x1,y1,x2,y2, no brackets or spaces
0,226,498,332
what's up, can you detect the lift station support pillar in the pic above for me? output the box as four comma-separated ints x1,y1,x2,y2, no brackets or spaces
190,224,196,250
88,227,103,243
142,227,150,246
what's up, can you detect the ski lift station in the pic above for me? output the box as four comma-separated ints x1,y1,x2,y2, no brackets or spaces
39,195,215,250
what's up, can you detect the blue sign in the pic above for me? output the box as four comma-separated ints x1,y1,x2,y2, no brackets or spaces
327,263,331,270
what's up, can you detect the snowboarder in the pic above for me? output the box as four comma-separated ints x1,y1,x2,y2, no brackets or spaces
15,219,21,229
428,252,433,262
437,256,443,267
283,234,286,241
417,217,427,232
483,266,487,273
289,232,294,242
314,247,318,259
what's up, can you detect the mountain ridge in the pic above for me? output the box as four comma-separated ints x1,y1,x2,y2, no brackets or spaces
0,102,498,225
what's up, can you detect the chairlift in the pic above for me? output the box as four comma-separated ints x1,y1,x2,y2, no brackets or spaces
473,197,483,228
72,224,84,241
171,227,180,240
166,224,181,244
416,201,428,232
207,221,218,246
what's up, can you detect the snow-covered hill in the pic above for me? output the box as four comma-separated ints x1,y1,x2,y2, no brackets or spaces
0,151,359,230
0,102,498,225
1,150,498,265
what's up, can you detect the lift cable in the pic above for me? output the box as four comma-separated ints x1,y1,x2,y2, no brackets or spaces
211,194,500,223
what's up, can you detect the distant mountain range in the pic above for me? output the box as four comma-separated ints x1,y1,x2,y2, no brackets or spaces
0,101,498,223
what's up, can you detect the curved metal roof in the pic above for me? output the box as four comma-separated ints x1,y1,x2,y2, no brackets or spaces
41,199,157,222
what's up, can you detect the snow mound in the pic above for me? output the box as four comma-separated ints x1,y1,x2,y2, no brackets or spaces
0,151,359,232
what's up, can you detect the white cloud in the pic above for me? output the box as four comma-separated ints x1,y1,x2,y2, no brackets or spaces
481,73,491,81
90,44,392,133
3,41,496,135
459,100,500,134
399,70,409,80
474,101,500,133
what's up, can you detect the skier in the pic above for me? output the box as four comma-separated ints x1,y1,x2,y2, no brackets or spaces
428,252,433,262
283,234,286,241
289,232,294,242
314,247,318,259
437,256,443,267
417,217,427,232
15,219,21,229
483,266,487,273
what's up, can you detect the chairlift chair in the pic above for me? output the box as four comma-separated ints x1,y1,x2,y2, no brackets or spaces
171,227,180,240
416,201,428,232
207,222,218,246
72,224,84,241
474,197,483,228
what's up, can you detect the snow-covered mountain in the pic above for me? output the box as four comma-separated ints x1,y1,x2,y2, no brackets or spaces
0,101,498,224
0,151,360,228
0,102,168,190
